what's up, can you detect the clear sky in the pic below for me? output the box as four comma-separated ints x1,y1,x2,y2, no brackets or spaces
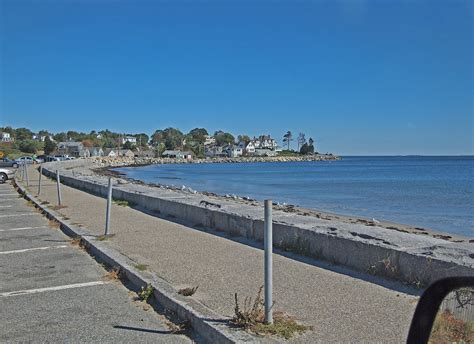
1,0,472,155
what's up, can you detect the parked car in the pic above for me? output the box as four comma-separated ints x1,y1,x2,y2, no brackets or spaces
35,155,46,163
45,155,59,162
54,155,67,161
15,156,34,164
0,158,19,168
0,167,15,183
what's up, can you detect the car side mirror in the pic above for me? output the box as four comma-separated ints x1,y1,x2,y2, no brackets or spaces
407,276,474,344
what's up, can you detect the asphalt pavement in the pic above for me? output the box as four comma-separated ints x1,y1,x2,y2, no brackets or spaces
0,180,193,343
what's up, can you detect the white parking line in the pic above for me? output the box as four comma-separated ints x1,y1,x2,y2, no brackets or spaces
0,281,109,297
0,198,21,201
0,193,17,196
0,213,36,218
0,226,49,232
0,245,68,255
0,205,13,208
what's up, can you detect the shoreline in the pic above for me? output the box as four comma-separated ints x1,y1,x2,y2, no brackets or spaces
88,153,341,168
39,159,474,286
95,163,473,244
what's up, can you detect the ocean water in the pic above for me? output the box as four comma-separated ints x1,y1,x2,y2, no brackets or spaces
115,156,474,237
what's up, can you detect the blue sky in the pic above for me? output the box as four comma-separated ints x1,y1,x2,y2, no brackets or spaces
1,0,472,155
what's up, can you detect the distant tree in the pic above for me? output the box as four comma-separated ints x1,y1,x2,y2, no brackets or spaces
15,128,34,141
102,137,117,148
215,132,235,146
237,135,251,144
1,126,15,138
283,131,293,150
82,139,94,148
37,129,50,137
18,139,42,153
297,133,306,151
44,136,57,155
163,127,184,149
309,137,315,152
214,130,225,137
135,133,149,147
66,131,81,141
154,142,166,156
300,137,315,155
53,132,67,142
187,128,208,144
122,141,136,150
151,130,164,145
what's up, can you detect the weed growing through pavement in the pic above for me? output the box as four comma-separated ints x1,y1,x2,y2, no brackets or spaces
178,286,199,296
134,264,148,271
138,284,153,301
231,286,311,339
96,234,115,241
113,199,130,207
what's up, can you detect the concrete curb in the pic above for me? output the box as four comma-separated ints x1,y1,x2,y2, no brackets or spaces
14,179,259,344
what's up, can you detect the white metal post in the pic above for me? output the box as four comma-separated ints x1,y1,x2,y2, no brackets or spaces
38,164,42,195
264,199,273,324
56,170,62,206
24,161,29,186
105,177,113,235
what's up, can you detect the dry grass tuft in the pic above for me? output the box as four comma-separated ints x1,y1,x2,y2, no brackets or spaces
48,219,61,229
178,286,199,296
70,236,83,247
104,267,121,281
231,286,311,339
51,205,68,210
430,309,473,343
166,320,190,334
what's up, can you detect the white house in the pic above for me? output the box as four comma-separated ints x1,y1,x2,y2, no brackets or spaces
204,135,216,146
118,149,135,157
245,142,256,154
258,135,278,150
121,136,137,145
33,135,55,142
88,147,104,157
205,146,227,158
1,132,13,142
58,142,90,157
103,149,117,157
162,150,193,159
224,145,243,158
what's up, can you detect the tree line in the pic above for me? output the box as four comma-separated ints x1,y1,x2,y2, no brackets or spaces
283,131,316,155
0,126,318,157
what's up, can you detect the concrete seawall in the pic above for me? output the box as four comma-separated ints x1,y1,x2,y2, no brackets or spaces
41,160,474,287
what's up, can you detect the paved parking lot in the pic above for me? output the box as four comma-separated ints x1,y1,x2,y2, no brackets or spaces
0,181,192,343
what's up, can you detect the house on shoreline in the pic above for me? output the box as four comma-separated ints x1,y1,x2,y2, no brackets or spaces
58,142,90,158
162,150,193,160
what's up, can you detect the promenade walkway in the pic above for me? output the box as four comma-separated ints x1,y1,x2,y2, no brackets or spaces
0,179,192,343
20,164,419,343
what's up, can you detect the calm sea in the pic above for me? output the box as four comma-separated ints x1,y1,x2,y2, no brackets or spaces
115,156,474,237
